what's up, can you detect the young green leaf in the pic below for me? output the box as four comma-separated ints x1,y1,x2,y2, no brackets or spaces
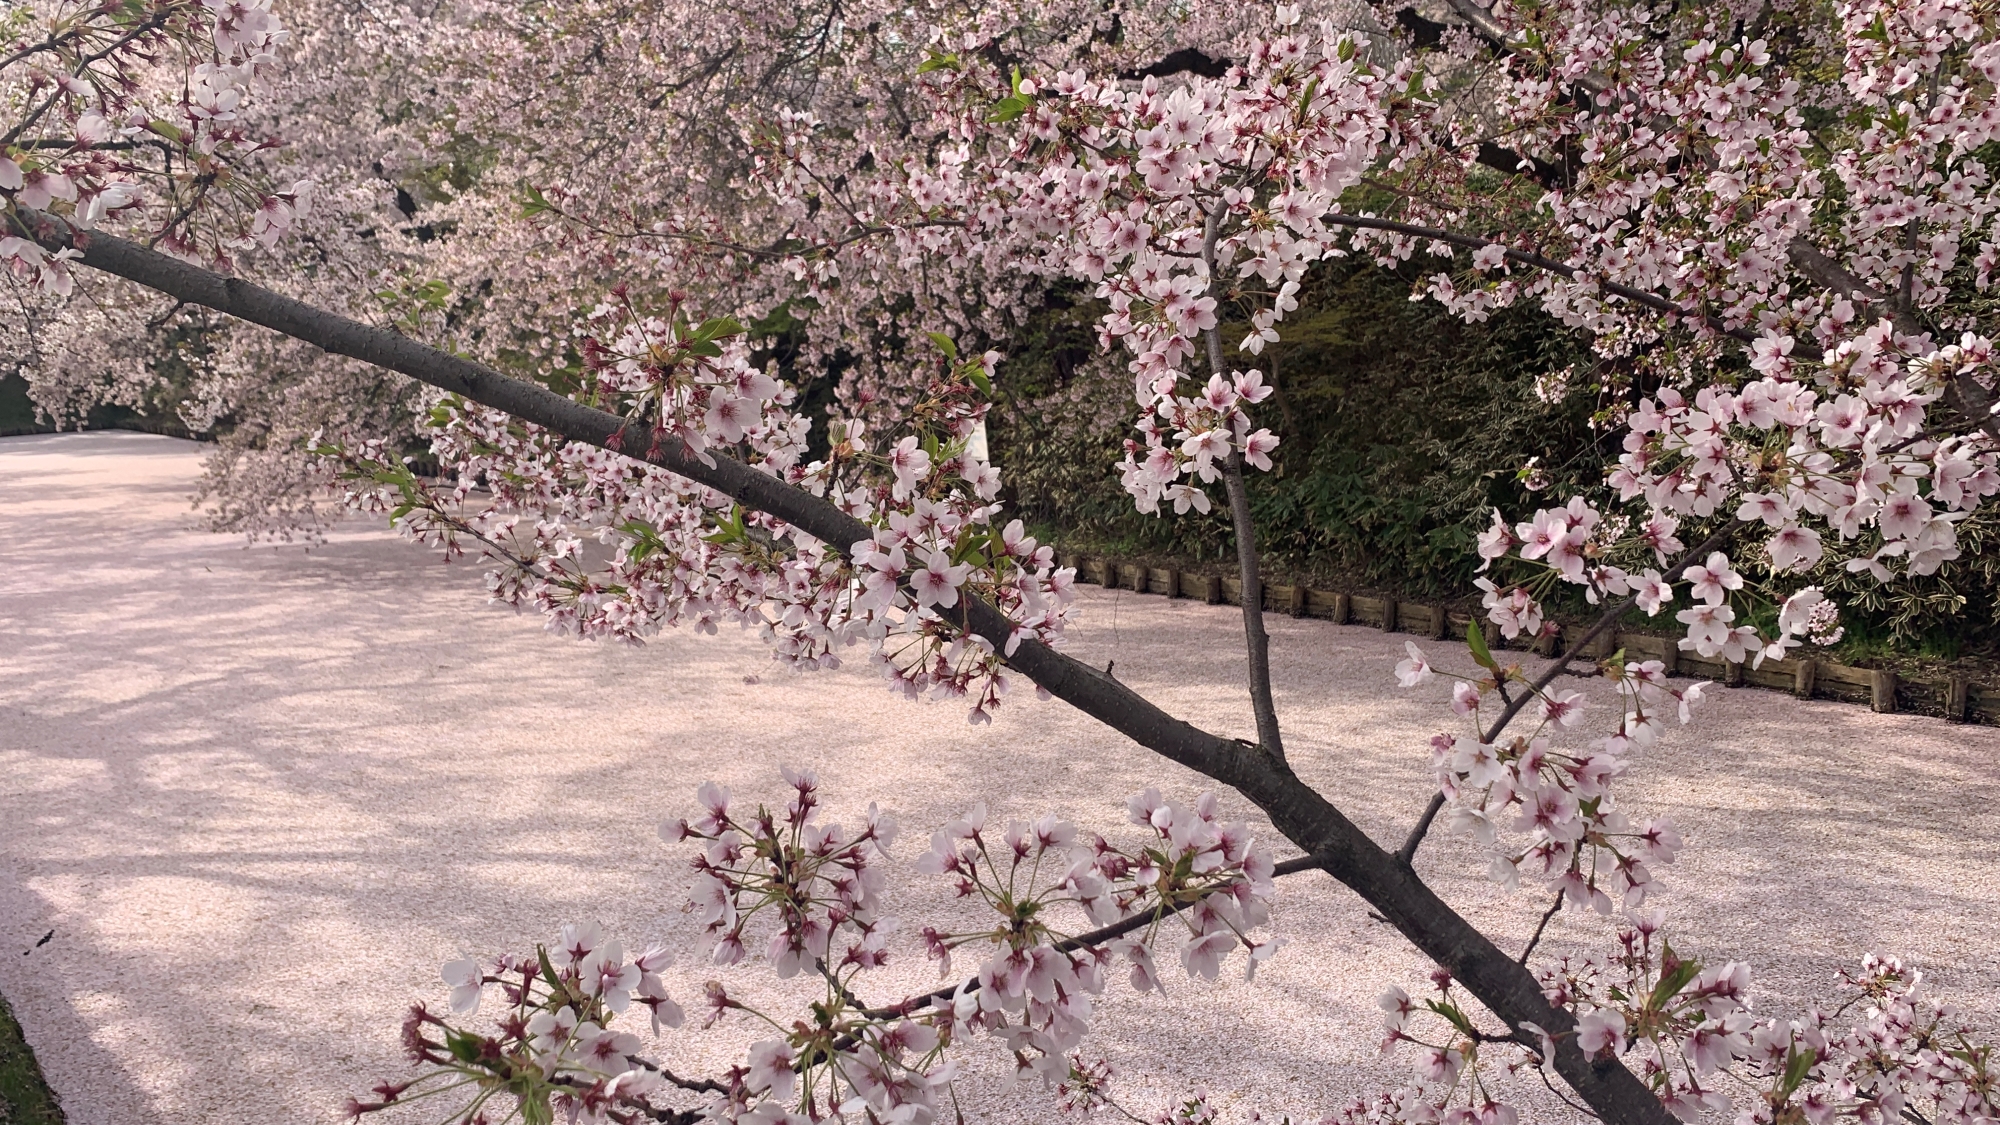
1776,1044,1818,1099
1422,998,1479,1039
988,95,1028,123
1467,619,1498,671
1646,943,1703,1012
694,316,745,341
445,1027,484,1065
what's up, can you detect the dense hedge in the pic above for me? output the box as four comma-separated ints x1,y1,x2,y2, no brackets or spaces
993,257,1605,587
988,257,2000,662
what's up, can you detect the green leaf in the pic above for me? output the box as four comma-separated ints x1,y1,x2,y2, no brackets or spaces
1466,619,1497,671
915,51,961,74
701,506,746,546
685,340,724,357
966,367,993,397
693,315,745,341
988,95,1028,123
926,332,959,361
445,1028,483,1065
623,520,667,560
1646,942,1702,1012
520,185,554,218
1422,998,1478,1038
1777,1044,1817,1098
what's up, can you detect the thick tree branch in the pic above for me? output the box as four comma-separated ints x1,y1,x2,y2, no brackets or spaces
17,206,1677,1125
1786,235,1928,342
1119,47,1230,81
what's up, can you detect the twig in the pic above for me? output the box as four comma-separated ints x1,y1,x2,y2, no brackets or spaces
629,1057,726,1094
1396,794,1447,865
1519,889,1565,964
1538,1058,1600,1117
1200,198,1286,763
859,854,1324,1019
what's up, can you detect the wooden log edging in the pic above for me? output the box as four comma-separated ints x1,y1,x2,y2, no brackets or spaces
1052,550,1997,725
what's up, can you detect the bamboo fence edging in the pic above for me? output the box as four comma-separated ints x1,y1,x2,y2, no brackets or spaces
1053,551,1997,725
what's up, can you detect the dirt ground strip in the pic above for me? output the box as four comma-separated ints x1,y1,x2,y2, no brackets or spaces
3,431,1998,1125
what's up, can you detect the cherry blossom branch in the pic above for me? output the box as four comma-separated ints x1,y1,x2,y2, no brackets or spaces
1397,525,1735,866
1438,0,1610,97
1218,452,1283,759
1202,200,1285,763
861,854,1326,1020
0,7,177,150
22,207,1679,1125
1484,526,1735,742
1323,213,1844,363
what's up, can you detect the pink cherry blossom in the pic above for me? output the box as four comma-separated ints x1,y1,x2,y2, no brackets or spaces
1395,642,1433,687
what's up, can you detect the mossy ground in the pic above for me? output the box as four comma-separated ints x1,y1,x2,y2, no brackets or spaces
0,987,61,1124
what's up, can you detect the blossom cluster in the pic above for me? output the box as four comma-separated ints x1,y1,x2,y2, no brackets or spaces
316,318,1075,722
2,0,311,290
345,922,684,1124
1538,924,2000,1124
1347,924,2000,1125
910,785,1283,1086
353,773,1289,1125
920,19,1397,514
1397,638,1696,913
895,0,2000,672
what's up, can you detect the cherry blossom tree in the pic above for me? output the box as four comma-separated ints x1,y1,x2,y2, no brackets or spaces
7,0,2000,1123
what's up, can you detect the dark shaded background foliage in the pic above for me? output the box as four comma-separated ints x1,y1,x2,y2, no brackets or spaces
986,256,2000,662
991,256,1607,589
